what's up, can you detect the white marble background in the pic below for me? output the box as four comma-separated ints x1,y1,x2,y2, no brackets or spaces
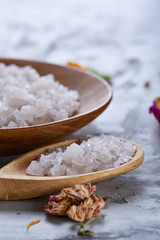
0,0,160,239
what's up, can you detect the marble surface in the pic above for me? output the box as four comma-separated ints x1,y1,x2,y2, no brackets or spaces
0,0,160,239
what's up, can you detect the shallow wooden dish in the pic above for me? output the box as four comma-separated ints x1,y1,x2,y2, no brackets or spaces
0,138,144,200
0,58,112,156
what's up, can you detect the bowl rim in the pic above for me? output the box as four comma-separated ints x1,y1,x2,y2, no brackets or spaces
0,58,112,130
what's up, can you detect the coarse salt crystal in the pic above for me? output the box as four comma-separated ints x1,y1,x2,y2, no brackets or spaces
26,134,136,176
0,64,80,128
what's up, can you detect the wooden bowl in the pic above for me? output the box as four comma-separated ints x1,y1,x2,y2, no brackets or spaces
0,138,144,200
0,59,112,155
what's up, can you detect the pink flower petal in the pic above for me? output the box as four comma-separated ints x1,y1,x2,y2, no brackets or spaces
149,98,160,124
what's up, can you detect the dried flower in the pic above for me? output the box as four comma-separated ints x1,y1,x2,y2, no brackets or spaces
27,219,40,229
44,184,96,216
66,61,111,84
149,97,160,124
44,184,106,222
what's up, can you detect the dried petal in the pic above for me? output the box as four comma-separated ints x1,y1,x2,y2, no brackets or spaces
67,195,105,222
149,97,160,123
62,184,96,201
27,219,40,229
44,197,74,216
66,62,89,72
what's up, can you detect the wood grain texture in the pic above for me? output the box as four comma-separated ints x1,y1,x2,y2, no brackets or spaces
0,59,112,155
0,138,144,200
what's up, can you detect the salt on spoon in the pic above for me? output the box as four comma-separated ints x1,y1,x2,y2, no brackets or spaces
26,134,136,176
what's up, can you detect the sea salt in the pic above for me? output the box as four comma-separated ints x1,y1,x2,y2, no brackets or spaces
0,63,80,128
26,135,136,176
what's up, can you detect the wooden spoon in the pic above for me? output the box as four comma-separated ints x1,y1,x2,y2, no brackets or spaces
0,138,144,200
